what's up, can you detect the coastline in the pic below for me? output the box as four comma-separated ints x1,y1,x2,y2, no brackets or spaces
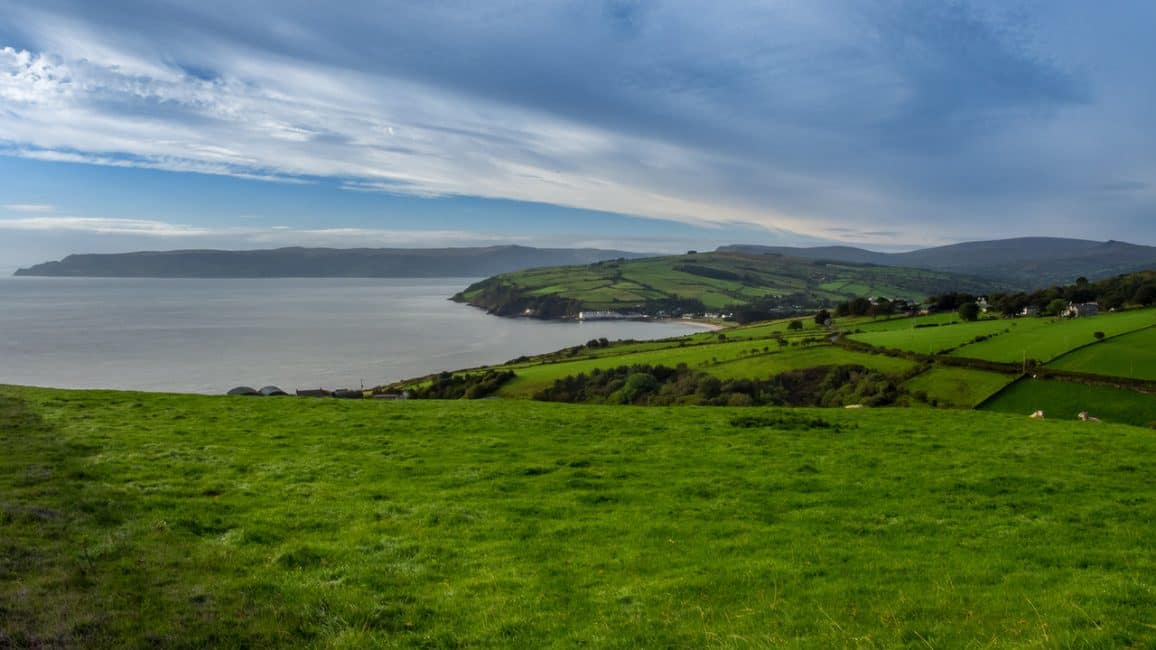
673,319,727,332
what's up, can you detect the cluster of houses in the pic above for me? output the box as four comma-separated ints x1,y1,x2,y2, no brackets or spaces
681,312,734,320
575,309,743,321
1018,302,1100,318
577,310,631,321
864,295,1101,319
1063,302,1100,318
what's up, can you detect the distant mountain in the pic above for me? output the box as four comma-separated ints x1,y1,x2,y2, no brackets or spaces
13,246,649,278
718,238,1156,289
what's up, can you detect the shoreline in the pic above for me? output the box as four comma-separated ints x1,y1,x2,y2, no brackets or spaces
674,319,727,332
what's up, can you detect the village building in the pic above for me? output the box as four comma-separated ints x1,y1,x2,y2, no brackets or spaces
1064,302,1100,318
578,310,627,321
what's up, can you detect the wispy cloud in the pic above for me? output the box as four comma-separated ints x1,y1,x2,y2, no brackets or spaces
0,2,1153,244
0,214,526,248
3,203,56,213
0,216,214,236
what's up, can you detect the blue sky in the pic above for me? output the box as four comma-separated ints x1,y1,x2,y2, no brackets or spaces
1,1,1154,270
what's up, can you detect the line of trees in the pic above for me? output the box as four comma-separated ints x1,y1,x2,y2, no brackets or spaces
532,363,902,407
930,271,1156,317
407,370,516,399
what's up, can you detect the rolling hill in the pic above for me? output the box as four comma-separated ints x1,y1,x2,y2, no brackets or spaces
719,237,1156,287
452,250,1009,319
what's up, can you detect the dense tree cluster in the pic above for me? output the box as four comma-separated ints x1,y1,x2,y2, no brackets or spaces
958,302,980,321
408,370,516,399
932,271,1156,317
532,363,902,407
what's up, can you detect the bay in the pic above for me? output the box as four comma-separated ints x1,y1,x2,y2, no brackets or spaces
0,277,703,394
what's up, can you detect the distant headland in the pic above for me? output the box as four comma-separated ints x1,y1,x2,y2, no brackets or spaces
12,245,649,278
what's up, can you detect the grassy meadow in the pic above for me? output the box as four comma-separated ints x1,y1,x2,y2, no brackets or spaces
903,367,1015,409
4,385,1156,647
1048,326,1156,380
846,308,1156,364
847,318,1015,356
954,310,1156,364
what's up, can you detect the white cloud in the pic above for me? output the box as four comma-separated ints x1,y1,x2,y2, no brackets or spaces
0,216,214,236
3,203,56,213
0,3,1152,246
0,214,525,248
0,38,820,237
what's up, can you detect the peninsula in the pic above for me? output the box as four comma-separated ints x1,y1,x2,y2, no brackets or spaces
12,245,648,278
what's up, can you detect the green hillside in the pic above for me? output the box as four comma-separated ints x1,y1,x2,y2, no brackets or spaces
387,306,1156,426
5,386,1156,647
453,251,1006,318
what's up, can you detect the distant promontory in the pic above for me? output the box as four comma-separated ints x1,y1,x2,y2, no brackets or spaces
13,245,648,278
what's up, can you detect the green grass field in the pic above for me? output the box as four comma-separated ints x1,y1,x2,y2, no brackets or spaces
1048,326,1156,380
4,385,1156,647
980,378,1156,426
705,346,917,381
953,310,1156,363
848,312,961,332
845,309,1156,364
847,318,1015,355
902,366,1016,408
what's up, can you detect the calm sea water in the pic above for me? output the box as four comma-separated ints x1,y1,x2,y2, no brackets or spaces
0,277,702,394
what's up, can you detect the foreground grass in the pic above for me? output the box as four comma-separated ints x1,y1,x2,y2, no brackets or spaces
4,386,1156,647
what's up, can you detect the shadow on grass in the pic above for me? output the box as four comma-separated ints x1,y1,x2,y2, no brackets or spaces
0,393,144,647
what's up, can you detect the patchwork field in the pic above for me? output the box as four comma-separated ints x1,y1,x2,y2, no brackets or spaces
847,318,1014,355
953,309,1156,363
846,308,1156,364
455,251,1005,316
4,386,1156,647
